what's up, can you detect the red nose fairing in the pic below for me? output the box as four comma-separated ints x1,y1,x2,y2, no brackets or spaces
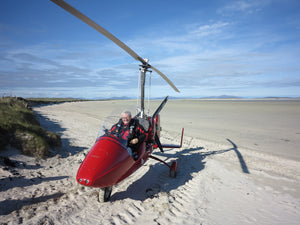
76,136,134,187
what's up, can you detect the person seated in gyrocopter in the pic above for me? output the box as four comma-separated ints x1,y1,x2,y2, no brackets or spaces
105,111,146,160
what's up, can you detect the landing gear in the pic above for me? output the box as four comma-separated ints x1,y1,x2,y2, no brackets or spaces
98,186,112,203
149,155,178,178
169,161,178,178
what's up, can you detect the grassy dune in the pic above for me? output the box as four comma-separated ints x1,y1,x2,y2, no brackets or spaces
0,97,61,158
27,97,87,105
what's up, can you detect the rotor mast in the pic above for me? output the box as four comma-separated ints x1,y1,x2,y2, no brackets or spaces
139,59,150,118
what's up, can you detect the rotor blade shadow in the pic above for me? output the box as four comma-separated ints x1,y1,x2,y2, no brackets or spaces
197,139,250,174
111,138,249,202
150,138,250,174
226,138,250,174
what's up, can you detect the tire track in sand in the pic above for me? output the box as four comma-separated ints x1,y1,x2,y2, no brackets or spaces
152,143,208,225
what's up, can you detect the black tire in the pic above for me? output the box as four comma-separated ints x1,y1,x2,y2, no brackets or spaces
169,169,177,178
98,186,112,203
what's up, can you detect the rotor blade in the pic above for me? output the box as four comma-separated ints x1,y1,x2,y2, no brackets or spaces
150,66,180,93
50,0,179,92
50,0,146,65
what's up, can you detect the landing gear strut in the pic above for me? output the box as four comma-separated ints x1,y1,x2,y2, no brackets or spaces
149,155,178,178
98,186,112,202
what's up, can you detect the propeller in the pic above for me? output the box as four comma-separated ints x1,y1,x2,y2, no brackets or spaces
155,133,164,153
152,96,169,153
152,96,169,119
50,0,179,93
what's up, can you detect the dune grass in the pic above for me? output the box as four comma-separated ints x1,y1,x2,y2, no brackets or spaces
27,97,88,105
0,97,61,158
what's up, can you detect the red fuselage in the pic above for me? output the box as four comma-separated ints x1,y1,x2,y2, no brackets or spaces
76,117,156,188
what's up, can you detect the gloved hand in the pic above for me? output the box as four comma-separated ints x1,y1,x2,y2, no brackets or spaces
130,138,139,144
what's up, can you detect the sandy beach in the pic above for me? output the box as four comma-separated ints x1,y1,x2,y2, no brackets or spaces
1,99,299,224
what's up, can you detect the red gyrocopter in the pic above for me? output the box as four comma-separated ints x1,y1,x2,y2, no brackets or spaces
50,0,184,202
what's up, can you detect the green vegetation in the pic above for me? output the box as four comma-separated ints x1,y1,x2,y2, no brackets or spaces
0,97,61,158
27,97,88,105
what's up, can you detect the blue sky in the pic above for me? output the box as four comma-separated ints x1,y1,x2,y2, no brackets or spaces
0,0,300,99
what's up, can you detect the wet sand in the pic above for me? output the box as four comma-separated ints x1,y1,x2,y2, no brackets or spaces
159,99,300,161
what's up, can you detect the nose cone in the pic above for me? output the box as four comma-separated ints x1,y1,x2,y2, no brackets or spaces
76,137,132,187
76,148,107,187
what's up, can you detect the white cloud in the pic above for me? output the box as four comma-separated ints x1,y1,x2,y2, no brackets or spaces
218,0,271,15
1,0,299,99
189,22,230,38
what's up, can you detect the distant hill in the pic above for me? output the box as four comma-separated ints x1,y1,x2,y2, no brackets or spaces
200,95,242,99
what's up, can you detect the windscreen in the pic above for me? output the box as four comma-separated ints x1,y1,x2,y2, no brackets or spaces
97,105,141,147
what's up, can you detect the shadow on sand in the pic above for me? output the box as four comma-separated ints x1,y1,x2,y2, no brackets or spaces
112,146,205,201
226,138,249,174
34,110,88,157
0,192,65,216
199,138,249,174
111,138,249,201
0,175,69,192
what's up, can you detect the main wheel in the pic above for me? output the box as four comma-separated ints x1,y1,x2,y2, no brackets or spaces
169,161,178,178
98,186,112,203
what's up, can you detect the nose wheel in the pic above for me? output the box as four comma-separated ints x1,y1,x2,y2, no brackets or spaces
98,186,112,203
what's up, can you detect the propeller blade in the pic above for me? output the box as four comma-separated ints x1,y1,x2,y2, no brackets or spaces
155,133,164,153
50,0,146,65
150,66,180,93
152,96,169,119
